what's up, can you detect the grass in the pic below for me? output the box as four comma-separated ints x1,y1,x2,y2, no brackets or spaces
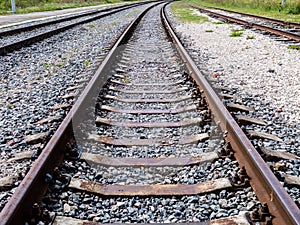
230,29,243,37
288,44,300,52
188,0,300,22
44,63,51,68
84,59,90,67
125,76,130,83
170,1,209,23
0,0,134,14
205,29,213,32
213,21,225,24
246,35,255,39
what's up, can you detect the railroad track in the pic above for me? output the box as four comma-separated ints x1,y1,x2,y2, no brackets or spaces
190,5,300,43
0,1,156,55
0,2,299,225
201,6,300,29
0,0,158,219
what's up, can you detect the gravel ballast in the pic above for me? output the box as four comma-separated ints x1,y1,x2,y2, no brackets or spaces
39,5,260,223
0,3,152,211
168,8,299,125
166,4,300,206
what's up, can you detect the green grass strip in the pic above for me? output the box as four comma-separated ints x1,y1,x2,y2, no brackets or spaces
170,1,209,23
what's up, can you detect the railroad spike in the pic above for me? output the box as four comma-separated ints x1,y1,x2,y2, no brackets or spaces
238,166,249,183
53,167,62,180
53,167,70,185
18,171,24,180
218,142,234,159
32,203,41,216
204,109,211,120
226,142,235,154
266,217,273,225
218,148,227,158
250,208,261,222
231,173,241,185
261,202,270,214
249,204,273,224
231,166,250,187
31,148,42,160
41,209,52,224
65,141,81,159
260,202,271,221
28,203,41,224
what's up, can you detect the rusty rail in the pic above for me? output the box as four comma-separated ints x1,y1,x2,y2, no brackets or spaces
0,1,158,55
196,5,300,29
0,3,160,224
191,6,300,42
162,4,300,225
0,2,149,37
1,2,299,224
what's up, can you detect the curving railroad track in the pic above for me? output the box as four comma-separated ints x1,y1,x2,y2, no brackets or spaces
190,5,300,43
0,2,299,225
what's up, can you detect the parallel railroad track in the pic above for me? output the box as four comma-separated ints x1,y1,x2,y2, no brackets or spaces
196,5,300,29
0,2,299,225
0,1,156,55
190,5,300,42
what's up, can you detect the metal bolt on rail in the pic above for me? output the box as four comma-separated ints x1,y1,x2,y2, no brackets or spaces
251,208,261,222
260,203,272,223
28,203,41,225
41,209,52,224
231,167,250,187
250,203,273,224
238,166,249,182
65,142,80,158
218,142,235,158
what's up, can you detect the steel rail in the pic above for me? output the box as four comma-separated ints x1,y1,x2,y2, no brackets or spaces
0,2,161,224
1,2,299,224
192,6,300,42
195,5,300,29
0,2,146,37
162,4,300,225
0,10,97,36
0,1,157,55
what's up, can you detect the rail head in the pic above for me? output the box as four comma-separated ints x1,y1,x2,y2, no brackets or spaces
161,3,300,225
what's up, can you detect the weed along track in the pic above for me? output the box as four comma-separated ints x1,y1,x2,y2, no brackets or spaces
0,2,299,225
191,5,300,43
200,6,300,29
